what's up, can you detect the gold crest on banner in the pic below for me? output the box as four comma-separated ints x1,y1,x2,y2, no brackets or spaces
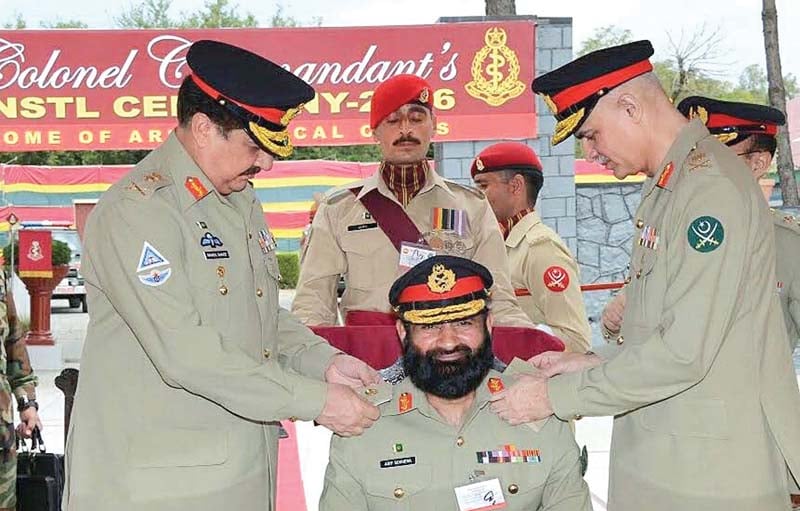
465,27,526,107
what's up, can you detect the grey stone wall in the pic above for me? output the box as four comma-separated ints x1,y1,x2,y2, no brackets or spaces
434,16,577,253
575,182,643,345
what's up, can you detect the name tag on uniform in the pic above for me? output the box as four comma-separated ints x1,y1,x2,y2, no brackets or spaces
454,478,506,511
399,242,436,271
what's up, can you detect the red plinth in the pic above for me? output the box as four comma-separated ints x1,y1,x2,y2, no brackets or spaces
19,265,70,346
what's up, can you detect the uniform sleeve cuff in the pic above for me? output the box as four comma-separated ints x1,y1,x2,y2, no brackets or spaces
295,343,343,381
548,371,583,421
285,375,329,421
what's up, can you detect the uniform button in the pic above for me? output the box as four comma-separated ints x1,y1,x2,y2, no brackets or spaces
364,388,377,396
623,276,631,284
508,484,519,495
256,288,263,297
219,285,228,295
636,219,644,229
288,416,297,422
616,336,624,345
248,232,253,239
393,487,405,499
263,349,271,359
456,436,465,447
216,266,225,277
574,415,583,421
636,270,642,279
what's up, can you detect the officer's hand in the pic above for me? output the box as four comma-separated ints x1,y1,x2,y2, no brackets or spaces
325,354,380,389
16,407,42,440
601,292,626,334
489,373,553,425
530,351,602,377
316,383,380,437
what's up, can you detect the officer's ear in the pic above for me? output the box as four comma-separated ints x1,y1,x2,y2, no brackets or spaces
485,311,494,332
617,93,643,124
190,112,216,148
750,151,772,179
395,319,408,340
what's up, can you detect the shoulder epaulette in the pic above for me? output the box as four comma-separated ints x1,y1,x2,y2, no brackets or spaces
123,171,173,199
770,209,800,235
324,181,365,205
445,179,485,198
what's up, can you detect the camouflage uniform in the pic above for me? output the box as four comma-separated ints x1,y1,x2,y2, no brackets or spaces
0,271,38,509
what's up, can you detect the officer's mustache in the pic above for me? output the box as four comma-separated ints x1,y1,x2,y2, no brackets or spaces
394,135,421,146
239,166,261,176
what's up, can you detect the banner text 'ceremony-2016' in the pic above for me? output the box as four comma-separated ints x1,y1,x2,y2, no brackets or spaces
0,22,537,152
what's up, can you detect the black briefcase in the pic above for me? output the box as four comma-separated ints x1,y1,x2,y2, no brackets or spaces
16,428,63,511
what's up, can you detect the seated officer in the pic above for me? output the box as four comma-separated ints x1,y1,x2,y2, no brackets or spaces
320,256,592,511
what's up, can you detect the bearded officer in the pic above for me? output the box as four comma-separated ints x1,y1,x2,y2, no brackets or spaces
471,142,591,353
64,40,380,511
319,256,591,511
489,41,800,511
292,74,534,330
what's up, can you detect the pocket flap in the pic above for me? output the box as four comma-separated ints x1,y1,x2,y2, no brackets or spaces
129,429,228,468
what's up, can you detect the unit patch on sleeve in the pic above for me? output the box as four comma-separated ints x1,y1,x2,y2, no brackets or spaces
543,265,570,292
687,216,724,253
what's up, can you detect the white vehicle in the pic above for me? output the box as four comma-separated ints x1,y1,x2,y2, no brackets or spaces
51,228,87,312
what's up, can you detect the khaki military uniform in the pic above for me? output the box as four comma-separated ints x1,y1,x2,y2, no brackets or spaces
320,362,591,511
64,134,340,511
773,209,800,351
506,211,590,352
0,273,37,509
547,120,800,511
292,167,533,328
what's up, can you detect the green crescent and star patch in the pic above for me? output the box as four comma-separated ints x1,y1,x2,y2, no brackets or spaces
687,216,724,252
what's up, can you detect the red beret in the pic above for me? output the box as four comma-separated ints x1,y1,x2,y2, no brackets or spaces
471,142,543,178
370,74,433,129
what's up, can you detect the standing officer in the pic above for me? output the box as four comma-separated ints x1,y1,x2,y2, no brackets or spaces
602,98,800,351
64,40,380,511
471,142,591,353
489,41,800,511
320,256,591,511
0,271,40,511
292,74,534,329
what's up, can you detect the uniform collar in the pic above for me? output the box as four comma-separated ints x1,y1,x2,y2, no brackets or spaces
384,369,505,420
504,210,540,248
643,118,711,197
356,160,455,203
161,133,219,211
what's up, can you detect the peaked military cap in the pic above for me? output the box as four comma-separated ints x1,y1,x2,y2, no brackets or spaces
677,95,786,146
471,141,543,178
186,39,315,158
532,40,655,145
389,255,492,325
370,74,433,129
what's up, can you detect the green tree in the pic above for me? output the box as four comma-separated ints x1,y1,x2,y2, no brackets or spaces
577,26,632,57
115,0,175,28
179,0,257,28
2,13,26,29
40,19,89,29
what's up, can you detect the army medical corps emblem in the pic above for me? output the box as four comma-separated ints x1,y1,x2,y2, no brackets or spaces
688,216,725,253
465,27,526,107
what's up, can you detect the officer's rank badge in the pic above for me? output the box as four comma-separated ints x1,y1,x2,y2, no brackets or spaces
688,216,724,253
398,392,413,413
392,443,404,453
487,377,505,394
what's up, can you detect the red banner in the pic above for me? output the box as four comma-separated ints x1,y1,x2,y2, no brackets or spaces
18,230,52,278
0,23,536,151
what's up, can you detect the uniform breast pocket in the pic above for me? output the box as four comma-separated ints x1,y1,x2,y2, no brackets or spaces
188,263,247,328
364,465,432,509
265,252,281,283
340,232,395,290
483,463,548,509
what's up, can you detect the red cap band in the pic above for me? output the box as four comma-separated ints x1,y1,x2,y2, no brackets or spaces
552,60,653,113
397,275,485,303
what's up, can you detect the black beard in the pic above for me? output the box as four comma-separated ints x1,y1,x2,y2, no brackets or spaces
402,324,494,399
